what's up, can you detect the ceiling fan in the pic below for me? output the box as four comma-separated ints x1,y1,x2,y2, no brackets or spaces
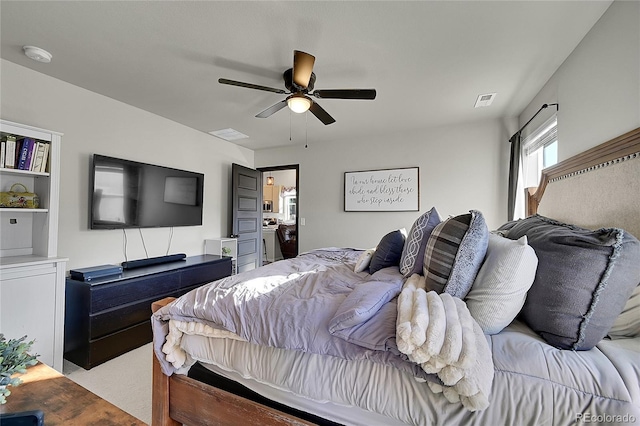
218,50,376,125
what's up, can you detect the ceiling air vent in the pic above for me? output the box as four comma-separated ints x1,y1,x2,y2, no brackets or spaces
474,93,496,108
209,128,249,141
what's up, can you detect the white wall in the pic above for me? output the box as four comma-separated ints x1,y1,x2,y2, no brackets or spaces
262,169,296,188
519,1,639,160
1,59,254,270
256,118,514,253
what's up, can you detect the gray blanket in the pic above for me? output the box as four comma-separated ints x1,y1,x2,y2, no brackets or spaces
152,248,432,382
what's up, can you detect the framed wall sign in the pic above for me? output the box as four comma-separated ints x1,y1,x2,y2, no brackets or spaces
344,167,419,211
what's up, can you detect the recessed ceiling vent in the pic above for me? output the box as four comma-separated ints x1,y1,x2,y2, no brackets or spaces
209,128,249,141
474,93,496,108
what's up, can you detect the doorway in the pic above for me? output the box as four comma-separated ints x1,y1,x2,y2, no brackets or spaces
257,164,299,263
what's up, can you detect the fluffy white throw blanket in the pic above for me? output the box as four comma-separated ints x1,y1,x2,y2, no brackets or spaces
396,274,494,411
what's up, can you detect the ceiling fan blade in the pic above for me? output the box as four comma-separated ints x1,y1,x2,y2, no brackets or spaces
311,89,377,100
309,101,336,125
219,78,286,94
256,100,288,118
293,50,315,89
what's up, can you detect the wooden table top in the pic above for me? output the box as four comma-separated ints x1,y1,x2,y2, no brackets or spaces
0,362,146,425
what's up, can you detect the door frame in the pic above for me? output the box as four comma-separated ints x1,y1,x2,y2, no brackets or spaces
257,164,299,257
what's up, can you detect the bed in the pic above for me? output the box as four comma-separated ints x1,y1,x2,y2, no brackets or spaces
151,126,640,426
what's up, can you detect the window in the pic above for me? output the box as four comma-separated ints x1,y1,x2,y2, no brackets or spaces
522,115,558,189
284,195,296,222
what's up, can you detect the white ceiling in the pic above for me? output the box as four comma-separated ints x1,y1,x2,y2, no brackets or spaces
0,1,612,150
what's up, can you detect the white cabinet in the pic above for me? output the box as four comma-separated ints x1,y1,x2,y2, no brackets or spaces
0,119,67,372
262,229,283,263
263,185,281,213
205,238,237,275
0,260,66,370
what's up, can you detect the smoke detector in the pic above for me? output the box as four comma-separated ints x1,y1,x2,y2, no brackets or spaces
23,46,52,63
474,93,496,108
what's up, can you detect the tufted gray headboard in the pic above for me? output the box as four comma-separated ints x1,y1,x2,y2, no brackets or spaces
527,127,640,239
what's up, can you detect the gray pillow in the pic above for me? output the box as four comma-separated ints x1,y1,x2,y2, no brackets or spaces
399,207,442,277
328,279,401,333
503,214,640,350
423,210,489,298
369,229,407,274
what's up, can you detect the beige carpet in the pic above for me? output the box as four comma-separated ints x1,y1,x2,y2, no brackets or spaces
63,343,152,424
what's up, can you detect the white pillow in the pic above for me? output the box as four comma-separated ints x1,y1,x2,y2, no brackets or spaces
354,249,375,273
465,233,538,335
608,284,640,338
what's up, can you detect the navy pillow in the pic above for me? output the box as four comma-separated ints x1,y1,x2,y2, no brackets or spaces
369,229,406,274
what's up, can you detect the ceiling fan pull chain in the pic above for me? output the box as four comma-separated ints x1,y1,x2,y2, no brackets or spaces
305,110,309,148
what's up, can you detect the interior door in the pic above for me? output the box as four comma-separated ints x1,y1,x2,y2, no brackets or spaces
231,164,263,272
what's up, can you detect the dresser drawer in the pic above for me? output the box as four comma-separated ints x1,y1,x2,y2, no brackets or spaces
88,321,153,369
89,270,181,312
89,283,207,339
180,261,230,287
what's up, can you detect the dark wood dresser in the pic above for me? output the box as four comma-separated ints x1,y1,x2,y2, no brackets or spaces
64,255,232,369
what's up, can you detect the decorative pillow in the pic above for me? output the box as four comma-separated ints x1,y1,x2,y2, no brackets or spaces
465,233,538,335
369,229,407,274
608,284,640,339
354,249,375,273
503,214,640,350
328,280,402,333
423,210,489,298
399,207,442,277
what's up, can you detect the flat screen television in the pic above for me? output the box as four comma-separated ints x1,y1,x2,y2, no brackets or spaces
90,154,204,229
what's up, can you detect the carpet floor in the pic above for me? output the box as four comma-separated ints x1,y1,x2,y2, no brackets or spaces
63,343,152,424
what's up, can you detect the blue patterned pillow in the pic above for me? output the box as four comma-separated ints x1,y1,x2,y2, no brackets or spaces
423,210,489,298
399,207,442,277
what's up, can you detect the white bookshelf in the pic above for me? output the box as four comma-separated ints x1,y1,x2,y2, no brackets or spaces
0,119,67,372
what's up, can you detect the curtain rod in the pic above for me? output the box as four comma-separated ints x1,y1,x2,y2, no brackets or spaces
510,103,558,141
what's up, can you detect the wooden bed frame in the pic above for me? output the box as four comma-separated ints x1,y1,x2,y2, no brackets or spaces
151,127,640,426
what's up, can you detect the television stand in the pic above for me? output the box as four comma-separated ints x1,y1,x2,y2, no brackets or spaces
64,255,232,369
121,253,187,270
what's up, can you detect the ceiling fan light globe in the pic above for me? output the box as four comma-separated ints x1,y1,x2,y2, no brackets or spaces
287,96,312,113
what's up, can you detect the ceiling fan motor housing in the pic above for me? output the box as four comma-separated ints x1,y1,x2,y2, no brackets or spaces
284,68,315,93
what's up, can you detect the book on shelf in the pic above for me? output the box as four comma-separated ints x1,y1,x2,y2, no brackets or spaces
4,135,16,169
25,140,37,171
16,137,33,170
31,142,46,172
0,141,5,168
39,142,50,172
